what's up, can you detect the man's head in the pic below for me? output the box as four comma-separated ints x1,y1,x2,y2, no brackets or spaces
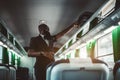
38,24,49,35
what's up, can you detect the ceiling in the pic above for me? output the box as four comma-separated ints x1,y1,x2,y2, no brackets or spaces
0,0,107,49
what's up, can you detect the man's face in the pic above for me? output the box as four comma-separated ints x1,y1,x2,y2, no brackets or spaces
38,24,49,36
39,28,46,35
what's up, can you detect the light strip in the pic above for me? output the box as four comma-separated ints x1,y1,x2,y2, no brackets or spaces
8,49,22,58
118,21,120,25
104,26,116,34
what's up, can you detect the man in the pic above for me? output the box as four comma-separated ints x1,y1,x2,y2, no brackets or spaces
28,23,78,80
28,11,92,80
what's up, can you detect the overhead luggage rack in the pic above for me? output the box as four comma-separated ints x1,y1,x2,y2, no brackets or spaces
55,0,120,59
0,19,27,56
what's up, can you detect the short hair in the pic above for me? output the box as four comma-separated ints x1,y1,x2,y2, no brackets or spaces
38,24,49,31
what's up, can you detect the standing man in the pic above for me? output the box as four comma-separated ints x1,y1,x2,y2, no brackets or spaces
28,11,92,80
28,22,78,80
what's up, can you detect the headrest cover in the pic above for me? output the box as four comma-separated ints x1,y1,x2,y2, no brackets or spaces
69,58,92,64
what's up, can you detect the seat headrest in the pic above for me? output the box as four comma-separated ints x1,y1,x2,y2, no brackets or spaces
69,58,92,64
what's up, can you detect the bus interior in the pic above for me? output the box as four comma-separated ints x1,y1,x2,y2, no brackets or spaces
0,0,120,80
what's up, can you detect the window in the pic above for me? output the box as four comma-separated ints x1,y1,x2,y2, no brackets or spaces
97,33,113,56
71,50,76,58
8,50,12,65
79,46,87,58
82,22,90,36
97,33,114,67
0,46,3,63
98,55,114,68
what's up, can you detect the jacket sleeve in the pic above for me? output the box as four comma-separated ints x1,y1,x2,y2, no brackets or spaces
29,37,36,50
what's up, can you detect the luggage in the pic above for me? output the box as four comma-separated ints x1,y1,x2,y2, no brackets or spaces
16,67,29,80
89,17,99,30
77,12,93,26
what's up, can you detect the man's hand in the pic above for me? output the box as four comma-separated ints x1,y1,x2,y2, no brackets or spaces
42,51,54,60
73,21,80,28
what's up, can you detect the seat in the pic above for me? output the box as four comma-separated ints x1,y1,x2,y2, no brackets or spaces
113,60,120,80
47,58,109,80
9,65,16,80
0,64,10,80
46,59,69,80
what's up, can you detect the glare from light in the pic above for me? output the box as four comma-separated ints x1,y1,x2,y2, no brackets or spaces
118,21,120,25
93,33,103,40
0,42,8,48
68,50,75,59
104,26,116,34
8,49,22,58
0,41,3,45
93,26,116,40
58,53,64,58
76,43,86,49
0,41,22,57
59,55,65,59
79,47,87,58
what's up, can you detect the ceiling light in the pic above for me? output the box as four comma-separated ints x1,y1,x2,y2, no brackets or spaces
39,20,46,24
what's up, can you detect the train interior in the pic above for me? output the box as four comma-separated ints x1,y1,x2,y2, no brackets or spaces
0,0,120,80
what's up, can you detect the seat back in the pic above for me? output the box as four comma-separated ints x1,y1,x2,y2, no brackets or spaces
113,60,120,80
47,58,109,80
0,64,10,80
51,64,109,80
9,65,16,80
46,59,69,80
